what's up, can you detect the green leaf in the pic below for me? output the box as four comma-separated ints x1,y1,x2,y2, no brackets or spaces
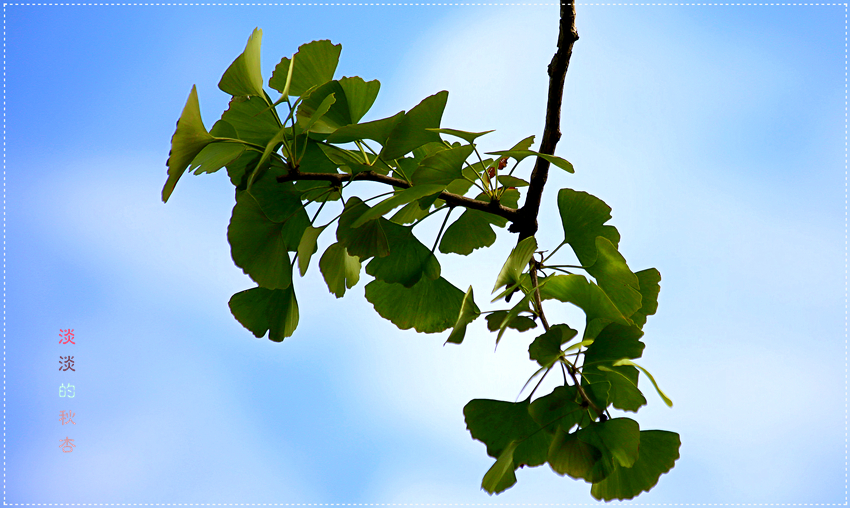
365,223,440,287
382,91,448,160
218,28,265,98
228,285,299,341
318,143,375,175
299,92,337,134
464,398,550,468
446,286,481,345
484,311,537,333
210,119,238,139
327,111,405,145
539,275,629,339
485,149,574,173
548,418,640,483
269,40,341,97
587,236,642,320
248,124,288,189
425,127,494,144
228,190,296,290
339,76,380,124
364,276,465,333
319,242,361,298
225,151,260,189
508,135,535,152
411,144,475,187
390,201,430,225
297,81,351,135
163,85,215,202
351,184,446,228
189,141,245,175
336,197,390,260
493,236,537,293
441,192,519,249
297,225,326,276
245,172,311,249
496,175,529,188
481,440,519,495
582,323,647,411
581,418,641,469
219,95,282,147
590,431,681,501
547,425,605,482
557,188,621,267
529,385,584,434
583,322,646,364
495,293,533,345
612,359,673,407
631,268,661,329
528,324,578,367
594,366,648,412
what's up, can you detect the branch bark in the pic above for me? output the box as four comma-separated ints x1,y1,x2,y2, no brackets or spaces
510,2,579,240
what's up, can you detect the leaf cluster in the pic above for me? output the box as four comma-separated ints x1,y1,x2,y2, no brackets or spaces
162,29,679,501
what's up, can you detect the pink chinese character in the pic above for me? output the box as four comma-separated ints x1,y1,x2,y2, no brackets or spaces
59,329,75,345
59,411,75,426
59,437,75,453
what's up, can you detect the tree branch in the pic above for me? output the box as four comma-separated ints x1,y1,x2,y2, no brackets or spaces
511,2,579,240
276,169,520,222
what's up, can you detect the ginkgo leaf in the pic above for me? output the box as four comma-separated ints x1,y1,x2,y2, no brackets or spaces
446,286,481,345
365,276,464,334
269,39,341,97
219,28,265,98
590,431,681,501
189,142,245,175
557,188,621,267
382,91,448,160
229,285,299,341
587,236,642,320
481,440,519,495
297,225,326,277
493,236,537,293
425,127,494,144
486,149,574,173
319,242,361,298
163,85,215,202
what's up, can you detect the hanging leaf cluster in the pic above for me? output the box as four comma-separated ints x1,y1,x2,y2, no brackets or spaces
162,29,680,500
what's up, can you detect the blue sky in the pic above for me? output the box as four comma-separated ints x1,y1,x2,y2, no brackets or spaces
5,4,845,504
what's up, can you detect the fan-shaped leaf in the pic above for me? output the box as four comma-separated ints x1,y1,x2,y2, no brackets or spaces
426,127,494,144
189,142,245,175
446,286,481,345
365,276,464,333
631,268,661,328
218,28,265,98
590,431,681,501
482,440,519,495
319,242,361,298
486,149,574,173
588,236,642,320
528,324,577,367
297,225,326,276
269,39,341,97
229,285,299,342
493,236,537,293
382,91,448,160
557,189,621,267
539,275,629,339
163,85,215,202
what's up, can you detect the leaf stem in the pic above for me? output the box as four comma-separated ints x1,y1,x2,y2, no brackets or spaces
430,207,453,255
